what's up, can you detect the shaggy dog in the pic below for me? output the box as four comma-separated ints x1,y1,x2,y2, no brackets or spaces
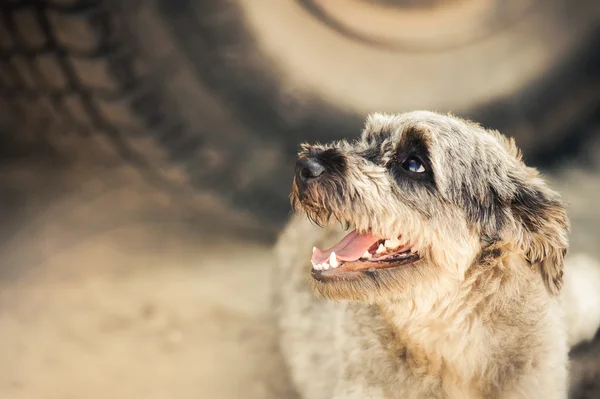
274,111,600,399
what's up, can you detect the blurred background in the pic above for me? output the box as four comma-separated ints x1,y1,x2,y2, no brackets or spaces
0,0,599,398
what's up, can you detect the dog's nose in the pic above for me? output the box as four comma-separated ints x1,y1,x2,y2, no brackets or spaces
295,157,326,187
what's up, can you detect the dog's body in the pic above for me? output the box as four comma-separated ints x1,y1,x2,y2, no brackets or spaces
275,111,599,399
276,216,567,399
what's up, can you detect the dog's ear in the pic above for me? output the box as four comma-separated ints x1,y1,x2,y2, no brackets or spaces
510,176,569,295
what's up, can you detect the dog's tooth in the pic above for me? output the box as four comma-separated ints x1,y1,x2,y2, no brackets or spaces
312,247,316,253
322,262,330,270
313,262,321,270
376,244,386,254
384,238,401,249
362,251,372,259
330,252,339,268
311,259,317,268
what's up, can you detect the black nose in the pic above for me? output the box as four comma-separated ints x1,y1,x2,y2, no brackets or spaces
295,157,326,187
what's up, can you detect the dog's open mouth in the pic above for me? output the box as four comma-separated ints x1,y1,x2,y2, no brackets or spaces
311,230,420,276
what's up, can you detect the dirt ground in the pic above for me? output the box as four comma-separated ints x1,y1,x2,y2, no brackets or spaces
0,132,599,399
0,151,297,399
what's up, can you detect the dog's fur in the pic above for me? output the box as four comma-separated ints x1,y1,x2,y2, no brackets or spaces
274,111,593,398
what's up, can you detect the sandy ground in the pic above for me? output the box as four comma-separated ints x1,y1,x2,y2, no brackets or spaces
0,132,599,399
0,152,297,399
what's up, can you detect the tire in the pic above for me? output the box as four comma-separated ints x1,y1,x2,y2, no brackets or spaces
0,0,292,230
158,0,600,160
1,0,599,230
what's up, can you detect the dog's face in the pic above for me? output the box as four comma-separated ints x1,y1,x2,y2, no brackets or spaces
291,111,569,302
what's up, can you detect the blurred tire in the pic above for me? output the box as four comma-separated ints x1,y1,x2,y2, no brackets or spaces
162,0,600,157
0,0,292,228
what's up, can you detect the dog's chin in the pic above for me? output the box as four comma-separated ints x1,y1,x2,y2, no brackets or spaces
311,255,427,302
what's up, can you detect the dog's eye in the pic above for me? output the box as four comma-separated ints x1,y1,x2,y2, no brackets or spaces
402,157,425,173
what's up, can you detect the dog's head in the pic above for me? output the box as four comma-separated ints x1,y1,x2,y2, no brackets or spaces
291,111,569,301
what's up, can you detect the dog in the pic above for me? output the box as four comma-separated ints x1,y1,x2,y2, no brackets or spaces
274,111,600,399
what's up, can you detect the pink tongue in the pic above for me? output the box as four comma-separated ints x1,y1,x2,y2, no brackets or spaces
312,230,381,263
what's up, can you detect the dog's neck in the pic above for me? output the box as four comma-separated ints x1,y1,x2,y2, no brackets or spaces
374,251,551,396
